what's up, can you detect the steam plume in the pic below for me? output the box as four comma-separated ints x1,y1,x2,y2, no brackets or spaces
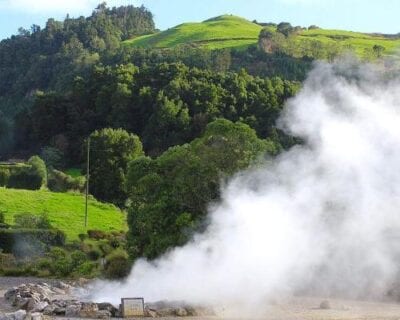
90,60,400,309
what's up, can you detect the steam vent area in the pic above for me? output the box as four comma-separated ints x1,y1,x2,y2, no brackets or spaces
3,278,400,319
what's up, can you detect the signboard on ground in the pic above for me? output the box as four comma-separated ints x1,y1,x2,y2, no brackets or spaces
121,298,145,317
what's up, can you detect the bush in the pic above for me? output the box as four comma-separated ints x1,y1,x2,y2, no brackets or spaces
78,233,88,242
13,212,52,229
87,248,102,261
103,249,130,279
71,250,87,268
75,261,98,277
87,230,107,240
27,156,47,187
0,168,10,186
0,229,66,254
48,169,85,192
7,170,42,190
0,211,4,223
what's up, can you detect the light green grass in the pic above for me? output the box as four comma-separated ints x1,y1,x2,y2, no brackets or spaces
0,188,127,241
124,15,262,50
299,29,400,57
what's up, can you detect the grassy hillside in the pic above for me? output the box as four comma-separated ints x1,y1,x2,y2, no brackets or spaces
124,15,262,50
0,188,127,241
299,28,400,57
125,14,400,59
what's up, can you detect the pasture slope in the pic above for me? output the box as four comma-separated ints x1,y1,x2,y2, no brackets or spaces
125,14,400,57
0,188,127,241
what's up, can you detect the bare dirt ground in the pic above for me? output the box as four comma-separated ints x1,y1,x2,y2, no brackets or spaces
2,277,400,319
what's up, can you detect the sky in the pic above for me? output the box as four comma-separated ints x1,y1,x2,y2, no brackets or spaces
0,0,399,40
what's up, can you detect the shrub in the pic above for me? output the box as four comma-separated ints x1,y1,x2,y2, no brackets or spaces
0,211,4,223
71,250,87,268
53,257,73,277
87,230,107,240
0,253,16,269
48,169,85,192
7,170,42,190
103,249,130,279
75,261,98,277
99,242,113,255
13,212,52,229
0,168,10,186
87,248,102,261
0,229,66,254
78,233,88,242
27,156,47,187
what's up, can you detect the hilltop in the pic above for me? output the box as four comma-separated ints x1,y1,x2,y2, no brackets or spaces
124,15,262,50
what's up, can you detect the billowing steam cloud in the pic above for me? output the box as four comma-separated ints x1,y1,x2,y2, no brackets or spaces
89,60,400,309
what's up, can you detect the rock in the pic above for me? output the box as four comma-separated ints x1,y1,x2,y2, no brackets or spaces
320,300,331,309
65,304,82,317
175,307,188,317
144,308,158,318
95,310,111,319
0,311,19,320
53,306,66,315
79,302,99,318
156,308,177,317
4,288,18,301
0,310,27,320
30,313,43,320
97,302,118,317
31,301,48,313
13,310,27,320
42,305,56,316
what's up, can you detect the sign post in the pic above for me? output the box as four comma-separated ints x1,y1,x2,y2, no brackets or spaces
121,298,145,317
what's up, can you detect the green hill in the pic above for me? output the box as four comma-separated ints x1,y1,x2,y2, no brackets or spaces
298,28,400,57
0,188,127,241
124,15,262,50
125,14,400,58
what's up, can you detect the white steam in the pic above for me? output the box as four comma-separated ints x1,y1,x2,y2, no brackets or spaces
90,60,400,308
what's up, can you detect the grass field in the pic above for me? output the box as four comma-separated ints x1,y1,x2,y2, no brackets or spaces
124,15,262,50
299,28,400,57
124,14,400,58
0,188,127,241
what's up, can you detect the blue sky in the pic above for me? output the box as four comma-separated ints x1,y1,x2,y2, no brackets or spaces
0,0,398,40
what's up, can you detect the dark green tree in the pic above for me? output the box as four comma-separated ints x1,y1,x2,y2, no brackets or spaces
89,128,144,206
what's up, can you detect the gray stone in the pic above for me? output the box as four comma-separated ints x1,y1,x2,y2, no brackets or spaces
175,307,188,317
320,300,331,309
95,310,111,319
156,308,176,317
30,313,43,320
79,302,99,318
14,310,27,320
31,301,48,313
65,304,81,317
97,302,118,317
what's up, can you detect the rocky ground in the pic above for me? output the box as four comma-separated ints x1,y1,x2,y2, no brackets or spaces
2,277,400,319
